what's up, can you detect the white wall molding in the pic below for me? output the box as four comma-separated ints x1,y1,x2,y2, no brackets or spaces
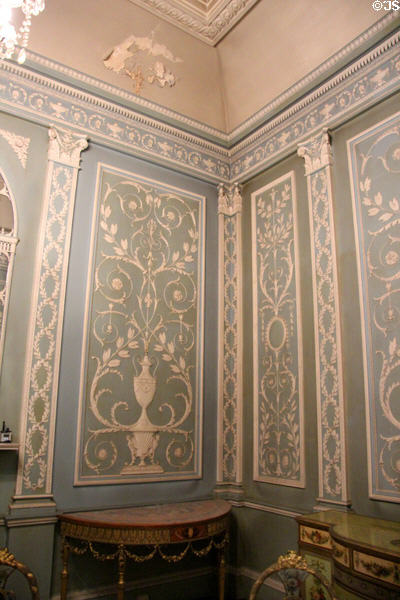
14,126,88,502
216,182,243,493
297,129,349,507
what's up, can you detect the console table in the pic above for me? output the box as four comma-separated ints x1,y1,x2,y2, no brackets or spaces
296,510,400,599
59,499,231,600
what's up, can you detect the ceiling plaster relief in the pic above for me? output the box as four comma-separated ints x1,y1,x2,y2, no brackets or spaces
127,0,258,45
103,32,183,95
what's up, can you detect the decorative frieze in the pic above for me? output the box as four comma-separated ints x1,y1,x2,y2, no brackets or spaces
0,61,230,185
298,129,349,506
348,112,400,502
217,183,243,491
232,31,400,181
15,127,88,499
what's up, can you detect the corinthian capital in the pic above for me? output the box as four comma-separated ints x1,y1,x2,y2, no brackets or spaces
48,127,88,168
218,182,243,216
297,128,332,176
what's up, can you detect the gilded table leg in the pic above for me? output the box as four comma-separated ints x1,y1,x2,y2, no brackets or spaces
218,547,226,600
60,539,70,600
117,544,126,600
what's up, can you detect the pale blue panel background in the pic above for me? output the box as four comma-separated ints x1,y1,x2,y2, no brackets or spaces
53,141,218,510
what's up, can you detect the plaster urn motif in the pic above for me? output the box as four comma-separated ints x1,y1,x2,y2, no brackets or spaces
122,353,163,474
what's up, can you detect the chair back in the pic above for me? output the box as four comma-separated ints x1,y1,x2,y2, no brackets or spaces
0,548,40,599
249,550,336,600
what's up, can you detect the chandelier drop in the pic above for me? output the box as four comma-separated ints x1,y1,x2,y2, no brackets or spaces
0,0,45,64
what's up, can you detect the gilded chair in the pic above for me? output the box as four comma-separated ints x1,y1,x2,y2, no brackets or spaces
0,548,40,599
249,550,337,600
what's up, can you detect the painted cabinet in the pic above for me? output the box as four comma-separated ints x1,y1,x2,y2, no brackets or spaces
296,510,400,600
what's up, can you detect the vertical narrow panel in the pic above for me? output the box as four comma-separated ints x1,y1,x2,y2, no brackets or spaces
298,130,349,506
217,183,243,493
252,171,305,487
75,164,205,484
348,112,400,502
16,127,88,499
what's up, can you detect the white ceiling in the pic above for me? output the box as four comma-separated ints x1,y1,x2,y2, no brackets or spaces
127,0,259,44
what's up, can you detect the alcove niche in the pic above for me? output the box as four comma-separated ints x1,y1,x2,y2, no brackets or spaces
0,171,18,371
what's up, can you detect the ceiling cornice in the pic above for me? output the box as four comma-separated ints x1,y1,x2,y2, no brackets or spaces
127,0,259,45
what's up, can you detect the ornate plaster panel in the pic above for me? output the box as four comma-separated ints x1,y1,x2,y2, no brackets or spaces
217,183,243,490
252,172,305,488
298,130,349,506
16,127,88,498
75,164,205,484
348,112,400,502
127,0,259,45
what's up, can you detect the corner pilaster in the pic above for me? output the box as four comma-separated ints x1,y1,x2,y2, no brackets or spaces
297,129,350,508
12,127,88,509
215,183,244,501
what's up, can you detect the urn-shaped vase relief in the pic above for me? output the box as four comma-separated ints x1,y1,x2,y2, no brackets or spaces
122,353,163,474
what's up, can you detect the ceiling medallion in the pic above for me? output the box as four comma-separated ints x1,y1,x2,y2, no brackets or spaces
127,0,259,45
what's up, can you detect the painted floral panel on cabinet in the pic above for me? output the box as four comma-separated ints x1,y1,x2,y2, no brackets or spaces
251,171,305,487
75,164,205,484
348,111,400,502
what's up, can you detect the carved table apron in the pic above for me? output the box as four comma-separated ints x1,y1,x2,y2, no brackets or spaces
59,499,231,600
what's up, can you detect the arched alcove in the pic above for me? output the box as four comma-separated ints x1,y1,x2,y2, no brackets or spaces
0,171,18,372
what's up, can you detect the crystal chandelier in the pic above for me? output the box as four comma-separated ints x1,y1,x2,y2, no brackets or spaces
0,0,45,64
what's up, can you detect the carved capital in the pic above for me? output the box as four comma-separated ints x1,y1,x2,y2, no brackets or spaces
48,127,88,168
297,128,332,176
218,182,242,216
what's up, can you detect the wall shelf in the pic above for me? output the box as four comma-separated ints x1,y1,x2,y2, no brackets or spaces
0,443,18,451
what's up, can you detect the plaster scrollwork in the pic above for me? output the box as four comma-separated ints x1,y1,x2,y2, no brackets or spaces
0,129,30,168
298,130,349,505
348,115,400,502
16,127,88,498
217,181,243,489
252,172,305,487
76,166,204,483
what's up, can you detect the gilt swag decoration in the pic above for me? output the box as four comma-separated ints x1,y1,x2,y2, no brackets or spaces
76,165,205,484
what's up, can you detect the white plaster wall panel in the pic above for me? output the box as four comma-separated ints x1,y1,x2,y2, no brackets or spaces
348,111,400,502
252,171,305,488
27,0,227,131
298,130,349,506
75,164,205,484
217,0,386,131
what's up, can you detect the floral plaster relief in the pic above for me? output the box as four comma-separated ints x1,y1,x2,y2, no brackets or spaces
104,32,183,95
